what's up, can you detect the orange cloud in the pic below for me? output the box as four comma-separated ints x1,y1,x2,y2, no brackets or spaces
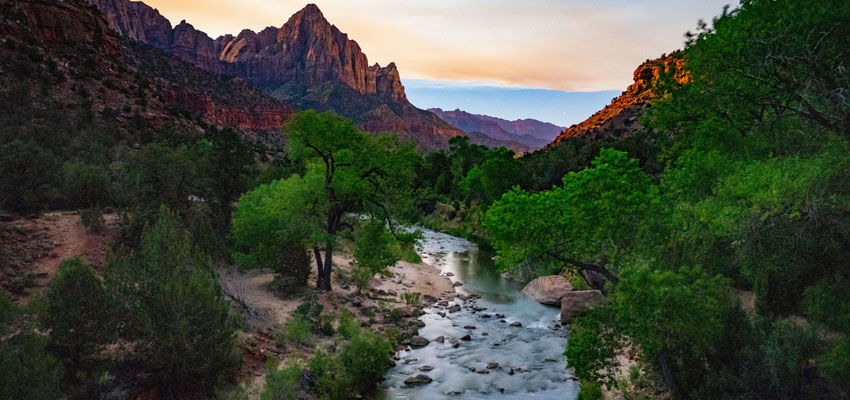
142,0,729,91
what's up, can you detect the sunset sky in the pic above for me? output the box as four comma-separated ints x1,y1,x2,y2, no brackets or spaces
143,0,731,124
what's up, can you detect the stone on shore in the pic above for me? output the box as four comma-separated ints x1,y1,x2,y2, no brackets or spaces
560,290,605,324
522,275,573,306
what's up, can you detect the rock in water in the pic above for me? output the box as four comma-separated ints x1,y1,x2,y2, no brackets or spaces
560,290,605,324
410,336,430,347
405,374,433,385
522,275,573,306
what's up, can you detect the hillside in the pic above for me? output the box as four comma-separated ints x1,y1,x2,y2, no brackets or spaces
89,0,490,150
548,54,686,146
0,0,295,142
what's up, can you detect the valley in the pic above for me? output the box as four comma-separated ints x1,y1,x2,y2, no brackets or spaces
1,0,849,400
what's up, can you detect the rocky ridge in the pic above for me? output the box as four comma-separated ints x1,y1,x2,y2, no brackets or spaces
549,54,686,146
89,0,488,150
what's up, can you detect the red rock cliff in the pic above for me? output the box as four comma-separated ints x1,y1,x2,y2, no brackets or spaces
549,54,686,146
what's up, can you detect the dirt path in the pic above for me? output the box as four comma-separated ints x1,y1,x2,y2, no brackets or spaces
0,211,119,301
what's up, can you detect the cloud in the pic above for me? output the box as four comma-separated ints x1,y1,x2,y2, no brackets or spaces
143,0,731,91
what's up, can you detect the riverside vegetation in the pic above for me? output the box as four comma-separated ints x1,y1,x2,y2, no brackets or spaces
1,0,849,399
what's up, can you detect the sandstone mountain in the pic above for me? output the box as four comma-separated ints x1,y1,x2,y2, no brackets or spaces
1,0,294,142
90,0,504,150
548,54,686,147
429,108,563,149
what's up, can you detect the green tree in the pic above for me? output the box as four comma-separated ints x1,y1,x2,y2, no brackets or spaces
107,206,238,397
485,149,656,287
46,258,112,369
234,111,417,291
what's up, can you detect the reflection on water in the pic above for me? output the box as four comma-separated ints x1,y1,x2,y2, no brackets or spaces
374,228,579,400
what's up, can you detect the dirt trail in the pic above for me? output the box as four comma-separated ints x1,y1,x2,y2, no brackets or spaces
0,211,119,301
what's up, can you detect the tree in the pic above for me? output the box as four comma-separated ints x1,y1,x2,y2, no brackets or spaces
107,206,238,397
46,258,112,369
234,111,417,291
485,149,657,288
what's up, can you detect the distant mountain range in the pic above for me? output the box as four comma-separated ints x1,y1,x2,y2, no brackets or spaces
429,108,564,150
87,0,532,151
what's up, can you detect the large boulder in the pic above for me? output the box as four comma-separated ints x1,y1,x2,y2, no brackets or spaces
560,290,605,324
522,275,573,306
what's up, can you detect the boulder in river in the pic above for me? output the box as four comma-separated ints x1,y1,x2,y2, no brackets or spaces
404,374,433,385
560,290,605,324
410,336,430,347
522,275,573,306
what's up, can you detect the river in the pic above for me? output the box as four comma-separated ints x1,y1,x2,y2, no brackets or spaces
374,228,579,399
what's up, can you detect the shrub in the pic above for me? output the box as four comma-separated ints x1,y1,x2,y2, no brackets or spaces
820,337,850,389
261,363,302,400
319,314,335,336
0,293,63,400
338,327,393,394
282,316,312,346
401,292,420,306
337,309,359,340
293,290,324,330
46,258,111,367
578,380,602,400
80,208,105,233
352,266,372,295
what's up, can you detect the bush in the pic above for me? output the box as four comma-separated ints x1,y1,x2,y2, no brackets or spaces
578,380,602,400
46,258,111,367
401,292,420,306
337,309,359,340
0,293,63,400
281,316,312,346
80,208,105,233
352,266,372,295
261,363,302,400
307,325,393,400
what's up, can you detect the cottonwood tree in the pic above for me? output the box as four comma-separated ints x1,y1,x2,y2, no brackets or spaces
232,111,417,291
484,149,657,289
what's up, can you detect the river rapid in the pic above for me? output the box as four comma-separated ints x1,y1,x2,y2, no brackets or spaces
374,228,579,399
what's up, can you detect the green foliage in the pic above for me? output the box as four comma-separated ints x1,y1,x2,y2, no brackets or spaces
401,292,420,307
235,111,418,290
307,322,393,400
577,380,602,400
0,293,63,400
337,308,359,340
80,207,105,233
282,316,313,346
820,337,850,389
351,266,372,295
485,149,656,280
261,363,302,400
354,220,399,273
107,206,238,396
45,259,111,367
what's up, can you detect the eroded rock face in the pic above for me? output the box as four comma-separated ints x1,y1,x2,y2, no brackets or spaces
560,290,605,324
548,53,688,146
522,275,574,306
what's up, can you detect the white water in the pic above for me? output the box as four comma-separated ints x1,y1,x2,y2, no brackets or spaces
374,228,579,399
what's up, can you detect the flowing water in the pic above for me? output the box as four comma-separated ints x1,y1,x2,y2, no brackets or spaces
374,228,579,399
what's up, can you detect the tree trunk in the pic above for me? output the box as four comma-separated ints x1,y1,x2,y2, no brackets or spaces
319,240,333,291
659,350,678,396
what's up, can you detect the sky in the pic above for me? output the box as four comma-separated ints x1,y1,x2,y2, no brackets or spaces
143,0,732,125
